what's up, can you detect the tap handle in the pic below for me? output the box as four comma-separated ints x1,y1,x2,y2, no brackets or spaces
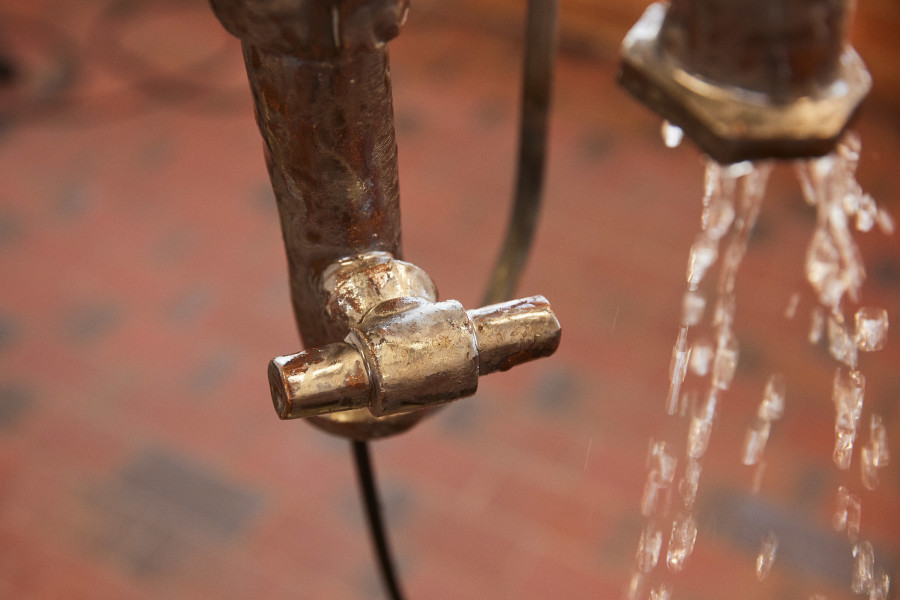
268,295,560,420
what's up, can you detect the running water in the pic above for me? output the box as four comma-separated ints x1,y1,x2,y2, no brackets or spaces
624,131,892,600
798,133,892,599
626,156,772,599
755,532,779,581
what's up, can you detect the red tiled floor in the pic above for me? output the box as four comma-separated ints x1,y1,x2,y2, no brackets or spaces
1,0,899,598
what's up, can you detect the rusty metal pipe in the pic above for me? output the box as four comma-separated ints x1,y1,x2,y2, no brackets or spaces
211,0,426,438
211,0,409,348
243,44,403,347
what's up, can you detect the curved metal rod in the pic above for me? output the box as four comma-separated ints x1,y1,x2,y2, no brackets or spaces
353,440,407,600
482,0,559,306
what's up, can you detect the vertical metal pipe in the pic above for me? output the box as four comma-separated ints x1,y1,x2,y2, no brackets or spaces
210,0,409,347
660,0,852,101
211,0,426,438
243,44,402,347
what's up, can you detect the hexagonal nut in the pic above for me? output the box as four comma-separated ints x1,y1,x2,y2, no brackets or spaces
618,3,871,163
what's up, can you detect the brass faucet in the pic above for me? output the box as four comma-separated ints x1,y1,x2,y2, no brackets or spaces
210,0,561,440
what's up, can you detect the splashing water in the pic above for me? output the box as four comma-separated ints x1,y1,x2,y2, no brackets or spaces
851,541,875,594
626,130,892,599
641,439,677,517
797,133,893,597
666,511,698,573
756,532,779,581
636,522,663,573
627,154,773,596
661,120,683,148
649,583,673,600
833,485,862,542
861,414,891,490
855,307,889,352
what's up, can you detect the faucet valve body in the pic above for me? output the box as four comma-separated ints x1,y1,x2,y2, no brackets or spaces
269,254,561,421
210,1,562,438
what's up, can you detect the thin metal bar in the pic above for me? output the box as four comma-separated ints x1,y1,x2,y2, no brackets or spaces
352,440,406,600
482,0,559,306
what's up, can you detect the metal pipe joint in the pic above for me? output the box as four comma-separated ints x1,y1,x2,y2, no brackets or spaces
619,0,871,162
210,0,563,439
268,252,561,423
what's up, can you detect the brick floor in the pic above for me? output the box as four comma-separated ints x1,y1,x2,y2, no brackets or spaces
1,0,899,598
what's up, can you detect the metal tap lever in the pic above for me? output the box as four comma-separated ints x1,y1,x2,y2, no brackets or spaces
269,295,560,420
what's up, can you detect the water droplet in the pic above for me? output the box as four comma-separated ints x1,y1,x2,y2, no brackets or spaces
750,460,767,494
682,290,706,326
679,458,702,508
861,415,890,490
828,313,859,367
809,307,826,344
875,208,895,235
851,541,875,594
757,373,786,421
855,194,877,232
832,368,865,469
711,329,739,390
784,292,801,319
861,445,880,490
855,307,888,352
666,327,691,415
756,532,779,581
661,120,683,148
649,583,672,600
666,512,698,572
687,235,718,291
686,392,716,460
870,568,890,600
642,440,677,516
834,427,857,470
625,570,644,600
806,228,844,308
869,414,890,467
723,160,754,178
688,338,714,377
742,418,771,466
636,522,663,573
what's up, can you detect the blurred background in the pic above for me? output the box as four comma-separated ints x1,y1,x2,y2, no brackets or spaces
0,0,898,598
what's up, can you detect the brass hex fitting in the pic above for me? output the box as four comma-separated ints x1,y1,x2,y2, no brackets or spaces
618,2,871,163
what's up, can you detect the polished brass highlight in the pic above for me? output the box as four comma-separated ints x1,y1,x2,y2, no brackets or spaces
268,254,561,425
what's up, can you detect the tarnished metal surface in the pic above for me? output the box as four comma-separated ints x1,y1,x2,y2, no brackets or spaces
242,45,404,347
618,2,871,163
322,251,437,326
348,298,479,417
211,0,409,58
211,0,417,437
269,342,370,419
659,0,850,101
469,296,561,375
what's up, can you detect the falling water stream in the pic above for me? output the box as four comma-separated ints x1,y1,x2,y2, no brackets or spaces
626,128,893,600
